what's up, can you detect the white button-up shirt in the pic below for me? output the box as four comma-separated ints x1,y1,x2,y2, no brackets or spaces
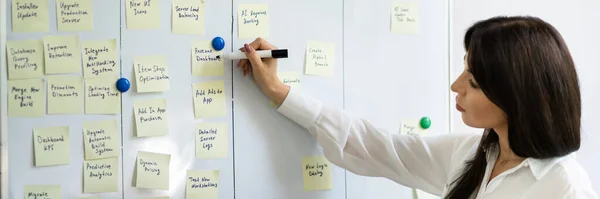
276,87,598,199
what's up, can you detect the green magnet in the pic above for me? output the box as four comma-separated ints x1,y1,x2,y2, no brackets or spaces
420,117,431,129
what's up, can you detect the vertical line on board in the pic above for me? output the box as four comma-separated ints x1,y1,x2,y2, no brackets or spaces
447,0,452,134
341,0,348,198
230,2,236,198
119,1,125,198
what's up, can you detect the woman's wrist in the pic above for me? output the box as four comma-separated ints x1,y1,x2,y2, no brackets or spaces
267,82,290,106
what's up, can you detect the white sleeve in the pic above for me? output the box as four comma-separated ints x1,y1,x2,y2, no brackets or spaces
276,87,475,195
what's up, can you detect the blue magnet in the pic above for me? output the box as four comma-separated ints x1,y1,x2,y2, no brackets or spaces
212,36,225,51
116,78,130,92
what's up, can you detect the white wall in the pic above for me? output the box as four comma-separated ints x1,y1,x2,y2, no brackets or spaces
451,0,600,193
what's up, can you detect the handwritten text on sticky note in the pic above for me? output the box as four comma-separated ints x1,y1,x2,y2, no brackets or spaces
302,156,333,191
238,4,269,39
186,170,219,198
134,98,169,137
33,126,70,166
192,81,226,118
82,39,118,78
192,40,224,76
172,0,205,34
134,56,170,92
56,0,93,31
24,185,61,199
8,79,45,117
12,0,50,32
400,119,425,136
391,2,419,34
47,76,83,114
83,157,119,193
85,77,121,114
305,41,335,76
135,151,171,190
43,35,81,74
6,39,44,79
196,122,227,158
83,120,120,160
126,0,160,29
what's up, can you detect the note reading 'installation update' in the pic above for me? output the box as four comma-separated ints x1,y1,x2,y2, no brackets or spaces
12,0,50,32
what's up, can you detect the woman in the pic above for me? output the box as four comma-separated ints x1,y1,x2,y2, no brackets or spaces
237,16,597,198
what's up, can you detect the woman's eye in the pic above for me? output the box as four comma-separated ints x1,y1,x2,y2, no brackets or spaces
468,79,479,88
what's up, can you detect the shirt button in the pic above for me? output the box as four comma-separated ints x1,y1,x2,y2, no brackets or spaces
523,162,529,167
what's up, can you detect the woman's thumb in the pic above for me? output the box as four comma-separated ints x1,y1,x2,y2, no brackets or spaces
243,44,262,67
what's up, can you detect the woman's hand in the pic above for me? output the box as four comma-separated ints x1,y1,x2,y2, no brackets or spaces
237,38,290,106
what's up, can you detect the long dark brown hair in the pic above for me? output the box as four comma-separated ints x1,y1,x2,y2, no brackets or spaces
445,16,581,199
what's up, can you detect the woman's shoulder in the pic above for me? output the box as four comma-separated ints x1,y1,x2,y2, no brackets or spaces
527,154,598,198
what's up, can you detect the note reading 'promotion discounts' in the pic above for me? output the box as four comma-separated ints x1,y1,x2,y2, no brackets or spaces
82,39,118,78
134,98,169,137
8,79,45,117
238,4,269,39
12,0,49,32
6,40,44,80
305,41,335,76
33,126,70,166
83,120,120,160
47,76,83,114
83,157,119,193
186,170,219,199
85,77,121,114
134,56,170,92
135,151,171,190
196,122,227,158
191,40,224,76
172,0,205,34
302,156,333,191
391,2,419,34
126,0,160,29
24,185,61,199
56,0,93,31
192,81,226,118
43,35,82,74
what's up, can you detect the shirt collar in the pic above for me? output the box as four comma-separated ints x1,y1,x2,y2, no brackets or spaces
486,145,573,180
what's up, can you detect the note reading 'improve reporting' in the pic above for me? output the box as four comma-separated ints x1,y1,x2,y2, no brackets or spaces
134,56,170,92
302,156,333,191
6,39,45,79
85,76,121,114
8,79,45,117
192,81,226,118
33,126,70,166
83,157,119,193
47,76,84,114
196,122,227,158
186,170,220,199
391,2,419,34
192,40,224,76
172,0,205,34
135,151,171,190
81,39,119,78
12,0,50,32
56,0,94,31
83,119,120,160
134,98,169,137
305,41,335,76
126,0,160,29
238,4,269,39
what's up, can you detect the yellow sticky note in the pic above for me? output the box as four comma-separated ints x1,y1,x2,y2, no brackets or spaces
84,77,121,114
400,119,426,136
135,151,171,190
191,40,224,76
271,71,301,106
33,126,70,166
83,120,120,160
192,81,226,118
134,98,169,137
43,35,82,74
238,4,269,39
6,39,45,79
196,123,227,158
12,0,49,32
83,157,119,193
134,56,170,92
47,76,84,114
172,0,205,34
391,2,419,34
302,156,333,191
126,0,160,29
24,185,61,198
186,170,219,199
77,196,101,199
304,41,335,76
81,39,118,78
56,0,94,31
8,79,45,117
